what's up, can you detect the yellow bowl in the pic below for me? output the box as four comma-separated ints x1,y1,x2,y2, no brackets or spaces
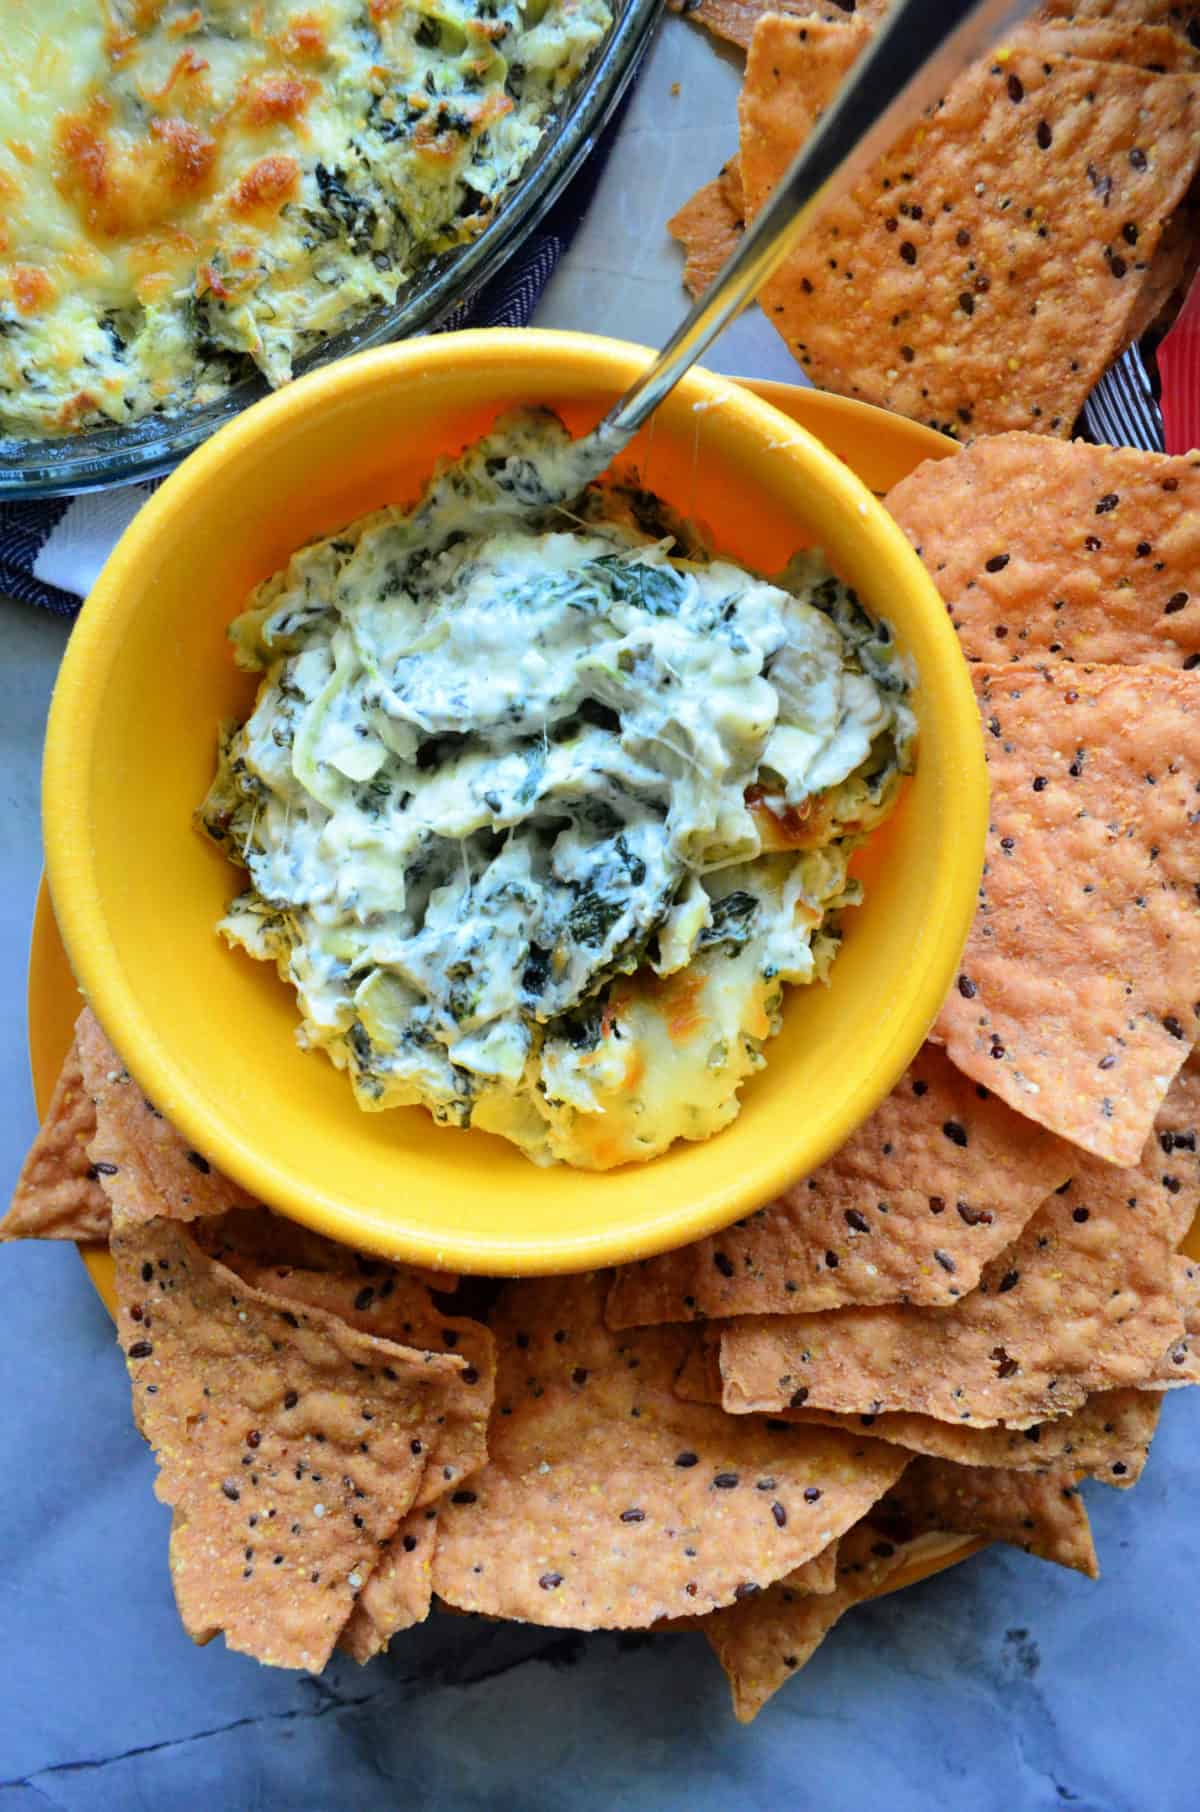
42,330,986,1275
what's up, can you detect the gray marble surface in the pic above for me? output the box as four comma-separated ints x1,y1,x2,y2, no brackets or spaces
2,19,1198,1809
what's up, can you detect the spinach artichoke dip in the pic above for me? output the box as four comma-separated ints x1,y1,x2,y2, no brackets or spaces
199,412,915,1168
0,0,610,439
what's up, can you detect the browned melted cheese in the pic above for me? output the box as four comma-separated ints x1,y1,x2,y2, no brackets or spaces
0,0,612,437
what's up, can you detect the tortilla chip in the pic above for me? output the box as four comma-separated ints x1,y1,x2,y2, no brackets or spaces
668,159,745,300
671,0,1200,66
221,1253,499,1664
784,1538,840,1597
340,1503,442,1663
676,1312,1169,1488
112,1217,461,1670
657,1534,842,1634
1004,19,1200,68
668,0,884,53
934,664,1200,1164
674,1314,1173,1485
431,1273,907,1629
877,1459,1100,1576
719,1127,1186,1426
702,1518,912,1722
194,1208,458,1314
885,437,1200,669
739,24,1200,436
607,1044,1074,1328
1150,1052,1200,1247
1150,1256,1200,1385
780,1389,1166,1488
216,1255,490,1659
225,1258,495,1506
76,1011,258,1226
675,1328,725,1404
1041,0,1200,51
1,1030,110,1243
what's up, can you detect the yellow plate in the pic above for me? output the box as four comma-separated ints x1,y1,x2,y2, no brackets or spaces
28,374,979,1599
40,330,988,1276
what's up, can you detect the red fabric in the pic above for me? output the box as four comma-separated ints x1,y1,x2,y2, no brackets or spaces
1158,270,1200,456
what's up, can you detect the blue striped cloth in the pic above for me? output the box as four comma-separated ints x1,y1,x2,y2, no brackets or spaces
1079,342,1165,454
0,121,622,617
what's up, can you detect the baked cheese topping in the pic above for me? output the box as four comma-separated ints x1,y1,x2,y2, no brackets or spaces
199,411,915,1168
0,0,610,438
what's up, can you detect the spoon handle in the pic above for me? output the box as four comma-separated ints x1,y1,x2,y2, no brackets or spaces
598,0,1039,450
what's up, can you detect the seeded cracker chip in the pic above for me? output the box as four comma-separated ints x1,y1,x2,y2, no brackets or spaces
219,1258,496,1661
876,1459,1100,1577
702,1518,912,1723
781,1538,840,1597
935,664,1200,1164
1,1028,109,1243
430,1274,907,1628
755,1061,1200,1477
1137,1049,1200,1244
718,1126,1186,1425
885,438,1200,668
606,1043,1075,1327
227,1260,495,1504
675,1328,726,1404
1041,0,1200,49
1004,18,1200,68
674,1318,1169,1489
774,1390,1166,1488
195,1206,457,1300
341,1504,443,1661
656,1538,842,1632
112,1218,462,1670
195,1209,388,1275
76,1011,257,1225
738,25,1200,436
1153,1257,1200,1385
667,0,883,54
668,159,745,300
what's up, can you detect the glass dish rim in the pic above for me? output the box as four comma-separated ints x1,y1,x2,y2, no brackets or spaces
0,0,662,500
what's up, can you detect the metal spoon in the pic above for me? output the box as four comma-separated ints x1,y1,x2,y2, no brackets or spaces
560,0,1038,489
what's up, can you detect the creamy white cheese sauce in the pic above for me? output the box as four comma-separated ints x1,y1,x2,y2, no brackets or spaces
200,410,914,1167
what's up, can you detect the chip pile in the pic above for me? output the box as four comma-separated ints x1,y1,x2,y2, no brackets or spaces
668,0,1200,437
6,429,1200,1721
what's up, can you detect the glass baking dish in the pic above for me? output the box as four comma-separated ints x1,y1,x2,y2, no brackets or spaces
0,0,661,500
